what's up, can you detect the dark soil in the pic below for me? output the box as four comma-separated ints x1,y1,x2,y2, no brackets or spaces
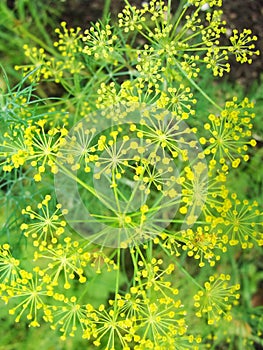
222,0,263,85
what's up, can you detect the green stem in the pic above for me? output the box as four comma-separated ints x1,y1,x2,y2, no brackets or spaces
174,60,223,111
114,247,121,314
102,0,111,23
129,247,139,278
167,0,172,25
171,2,188,39
160,243,204,290
16,26,57,56
27,1,54,47
56,162,118,214
174,259,204,290
112,171,121,214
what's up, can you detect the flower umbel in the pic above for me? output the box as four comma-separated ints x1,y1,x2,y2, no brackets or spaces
194,274,240,324
20,195,68,247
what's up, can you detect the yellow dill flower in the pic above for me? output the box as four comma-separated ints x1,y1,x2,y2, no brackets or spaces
202,97,256,168
134,298,187,346
54,22,83,57
90,305,133,349
24,120,68,181
194,273,240,324
134,258,179,297
229,29,260,64
6,267,51,327
96,82,124,109
57,121,97,172
157,85,197,115
221,194,263,248
83,22,119,64
181,225,227,267
15,45,47,81
118,4,146,33
135,46,165,85
180,54,201,79
1,124,29,172
0,244,20,284
49,295,90,340
113,292,146,320
131,108,194,158
34,237,88,289
204,47,230,77
20,195,68,246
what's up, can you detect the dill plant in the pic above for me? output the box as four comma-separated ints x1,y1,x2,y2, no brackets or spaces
0,1,262,349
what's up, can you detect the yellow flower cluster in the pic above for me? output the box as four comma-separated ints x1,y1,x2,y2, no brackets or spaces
194,274,240,325
15,22,85,83
0,236,202,348
83,22,119,64
200,97,256,169
1,118,68,181
221,193,263,248
0,0,262,348
20,194,68,246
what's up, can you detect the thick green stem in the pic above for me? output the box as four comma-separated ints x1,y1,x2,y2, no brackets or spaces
102,0,111,23
114,247,121,315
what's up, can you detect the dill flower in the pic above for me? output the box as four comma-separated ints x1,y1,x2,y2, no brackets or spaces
204,47,230,77
201,97,256,168
83,21,120,65
118,4,147,33
15,22,85,82
221,193,263,248
89,304,133,349
5,267,51,327
49,295,90,340
53,22,85,75
135,258,178,296
194,273,240,325
132,297,187,347
24,120,68,181
156,85,197,115
181,225,227,267
96,82,125,109
54,21,83,57
229,29,260,64
34,237,88,289
14,45,47,81
0,123,29,172
1,2,261,348
20,195,68,246
1,117,68,180
57,121,97,172
0,244,20,284
135,46,165,85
